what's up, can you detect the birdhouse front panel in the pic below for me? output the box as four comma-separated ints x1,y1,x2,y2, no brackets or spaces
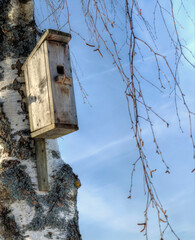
47,41,77,126
22,29,78,139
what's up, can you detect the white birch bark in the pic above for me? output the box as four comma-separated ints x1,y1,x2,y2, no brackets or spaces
0,1,81,239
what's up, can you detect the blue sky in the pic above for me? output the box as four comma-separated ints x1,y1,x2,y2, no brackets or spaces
35,1,195,239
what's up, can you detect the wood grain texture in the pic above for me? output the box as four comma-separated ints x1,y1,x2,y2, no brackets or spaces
35,138,49,191
47,41,78,126
24,41,52,132
31,123,78,139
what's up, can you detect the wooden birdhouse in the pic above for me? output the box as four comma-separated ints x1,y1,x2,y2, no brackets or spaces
22,29,78,139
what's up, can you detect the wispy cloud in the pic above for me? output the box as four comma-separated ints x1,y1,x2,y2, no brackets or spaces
80,49,174,83
68,135,132,163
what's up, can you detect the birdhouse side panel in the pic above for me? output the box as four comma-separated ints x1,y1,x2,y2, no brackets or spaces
25,42,52,132
47,41,78,126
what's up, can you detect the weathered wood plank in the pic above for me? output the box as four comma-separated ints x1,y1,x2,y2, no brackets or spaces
25,41,52,132
31,123,78,139
47,41,78,126
24,66,34,132
44,40,55,125
35,138,49,191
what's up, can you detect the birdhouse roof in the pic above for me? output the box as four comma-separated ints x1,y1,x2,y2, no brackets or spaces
22,29,71,70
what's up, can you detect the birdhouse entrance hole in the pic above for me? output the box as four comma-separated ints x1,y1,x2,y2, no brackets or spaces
57,65,65,75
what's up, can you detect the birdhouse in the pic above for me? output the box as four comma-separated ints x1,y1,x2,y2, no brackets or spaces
22,29,78,139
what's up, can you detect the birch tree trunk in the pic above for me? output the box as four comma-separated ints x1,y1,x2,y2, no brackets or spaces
0,1,81,239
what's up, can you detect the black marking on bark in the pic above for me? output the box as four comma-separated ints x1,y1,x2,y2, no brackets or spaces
0,204,24,240
0,158,81,239
0,160,41,207
51,150,61,159
44,232,53,239
0,0,37,61
0,160,42,238
23,164,81,239
66,217,82,240
0,66,4,81
21,101,27,113
11,64,16,70
0,77,28,116
16,60,22,76
13,78,21,90
0,103,35,160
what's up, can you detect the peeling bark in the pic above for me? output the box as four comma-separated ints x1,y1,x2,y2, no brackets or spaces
0,1,81,239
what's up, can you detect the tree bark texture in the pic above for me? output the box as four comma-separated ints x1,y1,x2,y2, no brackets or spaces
0,1,81,239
